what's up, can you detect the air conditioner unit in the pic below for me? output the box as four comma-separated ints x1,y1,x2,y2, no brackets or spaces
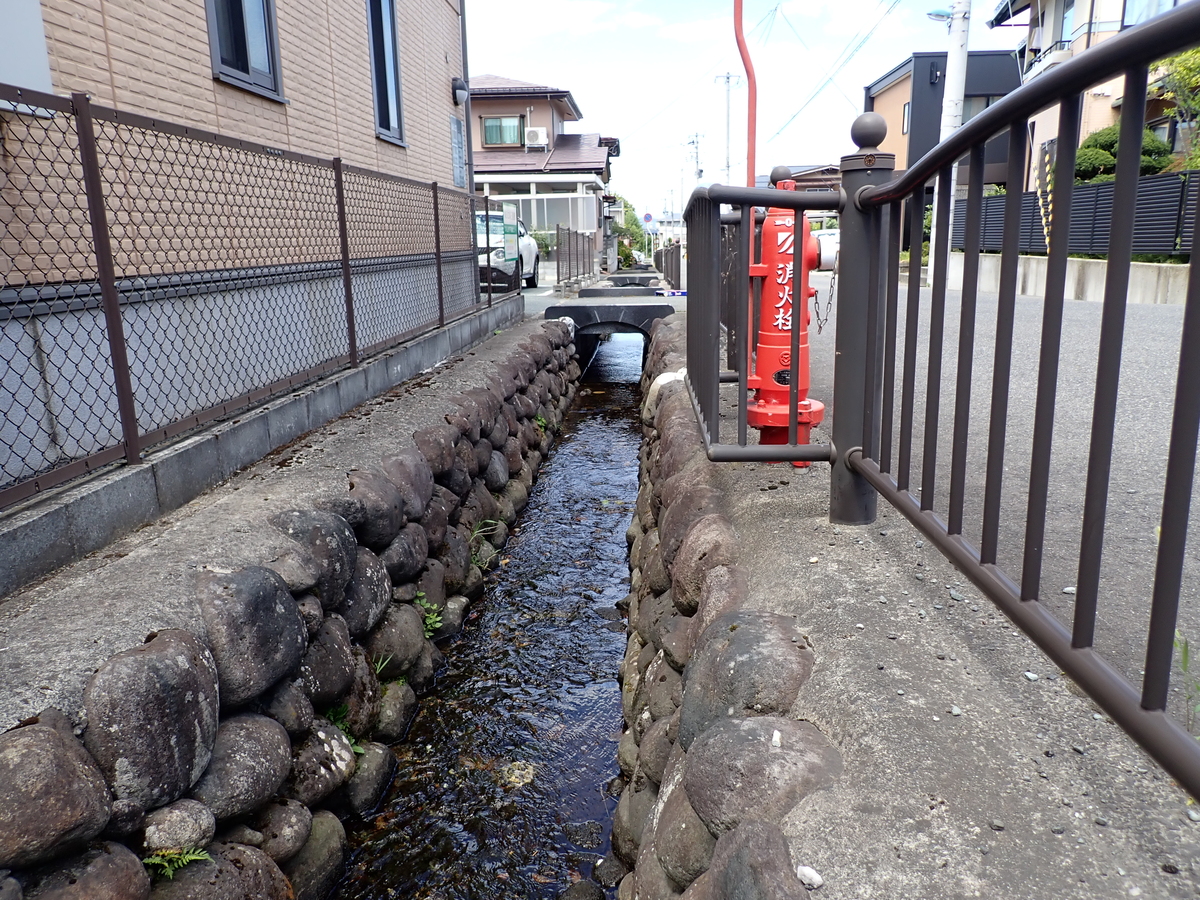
525,127,549,148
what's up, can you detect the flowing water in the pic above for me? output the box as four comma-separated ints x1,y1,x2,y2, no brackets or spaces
333,333,644,900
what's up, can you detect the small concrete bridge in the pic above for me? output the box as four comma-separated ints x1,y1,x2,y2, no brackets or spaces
544,298,679,364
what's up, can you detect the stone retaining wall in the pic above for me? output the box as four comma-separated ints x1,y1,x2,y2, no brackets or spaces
606,314,843,899
0,321,580,900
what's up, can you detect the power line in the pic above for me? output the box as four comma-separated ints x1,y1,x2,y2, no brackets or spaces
777,8,861,113
768,0,903,141
618,3,777,143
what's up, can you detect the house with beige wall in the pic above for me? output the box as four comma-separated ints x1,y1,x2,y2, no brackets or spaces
1,0,470,187
0,0,487,509
469,75,619,241
865,50,1022,184
986,0,1184,187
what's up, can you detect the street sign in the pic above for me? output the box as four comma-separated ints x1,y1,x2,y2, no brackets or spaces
643,213,653,223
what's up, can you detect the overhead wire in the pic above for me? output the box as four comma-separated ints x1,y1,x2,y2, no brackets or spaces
767,0,904,142
777,8,862,112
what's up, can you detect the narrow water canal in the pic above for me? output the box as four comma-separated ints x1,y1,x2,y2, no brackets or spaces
333,333,644,900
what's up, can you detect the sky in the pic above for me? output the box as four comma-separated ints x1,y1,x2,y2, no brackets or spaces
464,0,1026,223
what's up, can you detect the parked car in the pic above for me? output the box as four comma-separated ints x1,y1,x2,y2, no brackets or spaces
477,213,540,291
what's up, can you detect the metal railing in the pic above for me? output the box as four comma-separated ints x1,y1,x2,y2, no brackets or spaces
1024,39,1074,75
555,225,594,284
684,2,1200,798
1,83,482,511
654,243,682,289
845,4,1200,797
685,187,840,462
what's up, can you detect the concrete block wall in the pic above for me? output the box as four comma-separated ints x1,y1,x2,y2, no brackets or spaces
946,252,1191,305
0,297,521,601
603,314,843,899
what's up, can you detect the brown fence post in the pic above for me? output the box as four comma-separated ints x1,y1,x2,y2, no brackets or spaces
485,201,493,306
333,158,359,366
432,182,446,326
72,92,141,466
470,195,482,307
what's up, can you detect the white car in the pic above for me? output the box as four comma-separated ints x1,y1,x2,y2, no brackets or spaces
477,213,540,291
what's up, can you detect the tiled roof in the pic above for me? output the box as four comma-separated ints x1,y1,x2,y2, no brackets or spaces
474,133,613,175
470,75,566,94
469,74,584,120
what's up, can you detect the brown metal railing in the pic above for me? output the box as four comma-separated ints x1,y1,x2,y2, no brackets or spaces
684,186,839,462
0,83,481,510
684,2,1200,798
555,225,593,284
654,243,682,289
842,5,1200,797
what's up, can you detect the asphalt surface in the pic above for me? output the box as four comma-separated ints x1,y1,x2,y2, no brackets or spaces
699,271,1200,898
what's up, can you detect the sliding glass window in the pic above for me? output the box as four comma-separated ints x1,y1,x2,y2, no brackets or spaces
206,0,283,99
369,0,405,142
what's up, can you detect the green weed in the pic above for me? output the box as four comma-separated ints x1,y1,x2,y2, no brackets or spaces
415,594,442,638
325,703,366,755
1176,631,1200,735
470,519,502,568
142,848,211,881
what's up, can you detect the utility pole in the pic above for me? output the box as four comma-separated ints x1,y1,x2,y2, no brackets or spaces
927,0,970,285
715,73,740,184
687,133,703,182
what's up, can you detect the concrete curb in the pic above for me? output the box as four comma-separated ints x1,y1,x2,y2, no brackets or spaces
609,313,841,900
0,298,523,601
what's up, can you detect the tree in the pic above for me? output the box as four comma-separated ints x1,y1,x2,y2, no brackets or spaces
1076,124,1172,182
1075,147,1116,180
1159,49,1200,169
609,193,649,254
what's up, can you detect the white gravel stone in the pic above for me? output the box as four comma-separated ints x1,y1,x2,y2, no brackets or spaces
796,865,824,889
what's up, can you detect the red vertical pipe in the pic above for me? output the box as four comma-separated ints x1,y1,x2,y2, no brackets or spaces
734,0,757,187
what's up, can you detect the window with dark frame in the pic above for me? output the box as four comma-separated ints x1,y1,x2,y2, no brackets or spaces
206,0,282,98
902,101,910,135
368,0,405,143
451,116,466,188
482,116,524,147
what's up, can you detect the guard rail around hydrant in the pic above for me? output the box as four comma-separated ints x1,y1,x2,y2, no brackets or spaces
683,0,1200,800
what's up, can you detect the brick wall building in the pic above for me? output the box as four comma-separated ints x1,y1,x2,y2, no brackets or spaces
2,0,469,186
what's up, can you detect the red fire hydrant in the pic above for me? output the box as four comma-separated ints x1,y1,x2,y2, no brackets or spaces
746,177,825,465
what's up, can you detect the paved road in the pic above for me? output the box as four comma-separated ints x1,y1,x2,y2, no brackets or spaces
804,271,1199,707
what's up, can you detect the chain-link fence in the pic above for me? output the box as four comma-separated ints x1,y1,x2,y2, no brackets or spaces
0,83,482,509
